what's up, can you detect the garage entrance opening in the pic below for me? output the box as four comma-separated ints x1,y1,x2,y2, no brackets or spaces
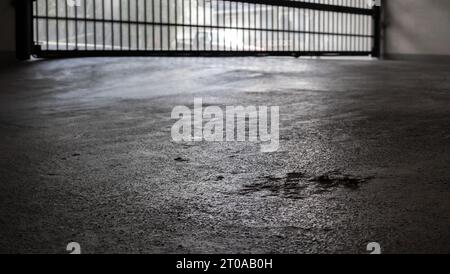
30,0,380,58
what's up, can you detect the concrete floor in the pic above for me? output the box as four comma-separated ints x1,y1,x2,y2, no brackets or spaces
0,57,449,254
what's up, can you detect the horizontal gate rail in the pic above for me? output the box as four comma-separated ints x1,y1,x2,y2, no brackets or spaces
229,0,373,15
30,0,381,58
32,16,373,38
36,50,372,58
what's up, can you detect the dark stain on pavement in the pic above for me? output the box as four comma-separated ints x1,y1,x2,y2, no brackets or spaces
240,170,373,199
174,157,189,162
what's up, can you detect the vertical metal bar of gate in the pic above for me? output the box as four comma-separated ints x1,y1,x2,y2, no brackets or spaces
372,3,381,58
27,0,381,58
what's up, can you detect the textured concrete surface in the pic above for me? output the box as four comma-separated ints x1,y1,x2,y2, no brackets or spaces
0,57,449,254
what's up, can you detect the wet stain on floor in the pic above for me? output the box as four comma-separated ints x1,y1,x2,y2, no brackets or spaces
240,171,373,199
174,157,189,162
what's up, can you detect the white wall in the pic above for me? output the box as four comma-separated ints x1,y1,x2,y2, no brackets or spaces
0,0,15,52
385,0,450,57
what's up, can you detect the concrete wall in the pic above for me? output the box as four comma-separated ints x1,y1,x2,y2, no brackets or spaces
0,0,15,52
384,0,450,59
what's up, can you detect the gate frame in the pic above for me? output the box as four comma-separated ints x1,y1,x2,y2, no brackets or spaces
17,0,382,59
16,0,34,60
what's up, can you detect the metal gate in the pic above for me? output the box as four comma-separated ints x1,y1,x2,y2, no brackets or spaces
22,0,381,58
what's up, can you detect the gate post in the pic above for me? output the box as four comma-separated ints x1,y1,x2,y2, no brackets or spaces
16,0,34,60
372,4,381,58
